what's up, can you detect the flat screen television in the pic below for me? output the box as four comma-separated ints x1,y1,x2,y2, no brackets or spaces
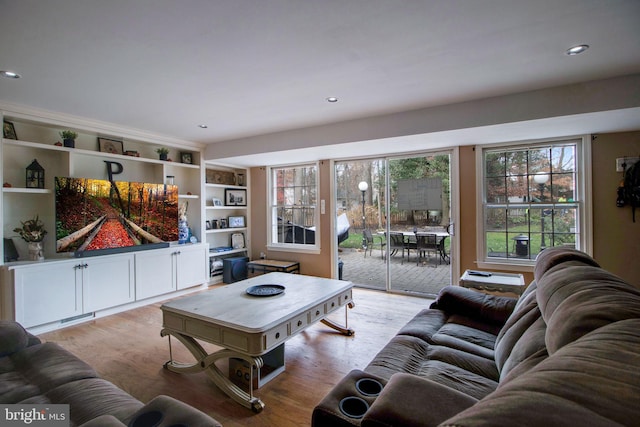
55,177,178,257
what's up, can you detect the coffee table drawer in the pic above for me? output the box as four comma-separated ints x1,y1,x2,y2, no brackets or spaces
325,296,340,314
310,303,325,322
290,313,308,335
264,323,289,349
338,289,352,305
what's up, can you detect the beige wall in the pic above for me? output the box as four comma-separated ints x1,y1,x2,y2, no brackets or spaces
248,131,640,285
591,131,640,285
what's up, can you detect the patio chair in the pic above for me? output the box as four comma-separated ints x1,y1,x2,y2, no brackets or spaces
363,229,386,259
388,232,408,264
415,232,439,266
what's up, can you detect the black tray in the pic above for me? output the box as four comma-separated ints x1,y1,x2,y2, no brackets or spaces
246,284,285,297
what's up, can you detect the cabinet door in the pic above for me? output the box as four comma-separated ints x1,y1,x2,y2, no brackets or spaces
135,248,174,300
176,244,207,290
14,261,81,328
83,254,135,312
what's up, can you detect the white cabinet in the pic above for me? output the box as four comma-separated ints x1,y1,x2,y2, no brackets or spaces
82,254,135,312
10,253,134,328
13,260,81,328
135,243,207,299
175,244,208,290
135,248,175,300
203,165,250,282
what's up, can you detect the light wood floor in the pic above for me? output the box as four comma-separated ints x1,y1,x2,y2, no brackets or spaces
39,287,433,427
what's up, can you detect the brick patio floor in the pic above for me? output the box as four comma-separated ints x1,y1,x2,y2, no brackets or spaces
338,247,451,297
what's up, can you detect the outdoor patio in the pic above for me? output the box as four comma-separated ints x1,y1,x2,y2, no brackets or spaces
338,247,450,297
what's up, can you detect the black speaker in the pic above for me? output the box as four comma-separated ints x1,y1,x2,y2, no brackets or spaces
223,256,249,284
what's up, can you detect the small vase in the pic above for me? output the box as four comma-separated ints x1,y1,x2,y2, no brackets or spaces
178,220,189,244
28,242,44,261
63,138,75,148
159,153,168,161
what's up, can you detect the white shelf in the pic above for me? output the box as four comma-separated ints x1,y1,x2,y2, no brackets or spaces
208,248,247,257
178,194,199,199
205,183,247,189
3,187,52,194
205,205,247,210
205,227,247,234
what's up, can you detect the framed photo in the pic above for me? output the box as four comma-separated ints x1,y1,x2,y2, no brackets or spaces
181,152,193,164
228,215,246,228
212,197,223,207
98,137,124,155
231,232,245,249
206,220,212,230
3,121,17,140
225,189,247,206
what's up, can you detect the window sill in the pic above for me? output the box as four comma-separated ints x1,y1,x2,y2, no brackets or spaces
267,244,321,255
476,260,535,273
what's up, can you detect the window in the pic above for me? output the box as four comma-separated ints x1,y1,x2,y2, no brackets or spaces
480,138,589,264
269,163,319,250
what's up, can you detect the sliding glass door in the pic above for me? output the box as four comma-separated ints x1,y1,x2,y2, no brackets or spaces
335,150,453,297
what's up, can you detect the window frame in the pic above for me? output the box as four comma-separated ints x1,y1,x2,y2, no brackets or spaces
475,136,592,270
267,162,321,254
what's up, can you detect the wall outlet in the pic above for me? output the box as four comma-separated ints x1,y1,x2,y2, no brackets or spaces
616,157,640,172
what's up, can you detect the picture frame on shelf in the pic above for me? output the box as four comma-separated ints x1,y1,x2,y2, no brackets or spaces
228,215,245,228
212,197,223,207
181,152,193,164
231,232,245,249
225,188,247,206
206,220,212,230
3,121,17,140
98,137,124,155
206,169,236,185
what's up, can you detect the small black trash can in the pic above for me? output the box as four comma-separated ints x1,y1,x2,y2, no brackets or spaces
512,234,529,257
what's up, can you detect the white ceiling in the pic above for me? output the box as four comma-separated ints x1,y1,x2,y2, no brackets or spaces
2,0,640,166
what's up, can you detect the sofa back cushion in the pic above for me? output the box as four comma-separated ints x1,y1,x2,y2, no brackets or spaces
537,263,640,354
493,282,548,380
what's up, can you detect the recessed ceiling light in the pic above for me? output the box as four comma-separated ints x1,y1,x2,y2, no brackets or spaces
1,70,21,79
326,97,339,103
198,124,208,129
566,44,589,56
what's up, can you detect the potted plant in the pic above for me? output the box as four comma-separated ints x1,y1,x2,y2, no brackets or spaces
13,215,47,261
156,147,170,161
59,130,78,148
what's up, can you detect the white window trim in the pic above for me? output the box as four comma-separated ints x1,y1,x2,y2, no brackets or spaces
266,162,321,254
475,135,592,271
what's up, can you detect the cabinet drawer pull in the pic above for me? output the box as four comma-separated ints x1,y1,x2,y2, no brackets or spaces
315,310,320,316
275,332,280,339
297,320,303,327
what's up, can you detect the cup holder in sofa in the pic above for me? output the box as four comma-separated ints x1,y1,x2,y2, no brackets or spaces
339,396,370,419
129,410,163,427
355,377,384,397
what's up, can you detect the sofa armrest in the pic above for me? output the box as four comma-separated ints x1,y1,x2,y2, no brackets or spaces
430,286,517,325
0,320,41,357
362,373,478,427
127,395,222,427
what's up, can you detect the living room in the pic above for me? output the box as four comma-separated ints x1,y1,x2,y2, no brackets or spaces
1,2,640,426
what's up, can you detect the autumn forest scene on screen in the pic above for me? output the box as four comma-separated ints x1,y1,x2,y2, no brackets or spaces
55,177,179,253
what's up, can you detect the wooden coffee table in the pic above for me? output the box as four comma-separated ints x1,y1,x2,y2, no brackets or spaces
160,272,354,412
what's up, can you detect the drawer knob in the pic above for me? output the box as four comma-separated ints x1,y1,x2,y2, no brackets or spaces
297,320,303,327
275,332,280,339
315,310,320,316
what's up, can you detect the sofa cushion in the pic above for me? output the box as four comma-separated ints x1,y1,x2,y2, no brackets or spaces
538,264,640,354
366,335,430,379
0,342,98,404
441,319,640,427
431,322,496,360
533,246,600,281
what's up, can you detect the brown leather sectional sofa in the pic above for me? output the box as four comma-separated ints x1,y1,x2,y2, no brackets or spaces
313,247,640,426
